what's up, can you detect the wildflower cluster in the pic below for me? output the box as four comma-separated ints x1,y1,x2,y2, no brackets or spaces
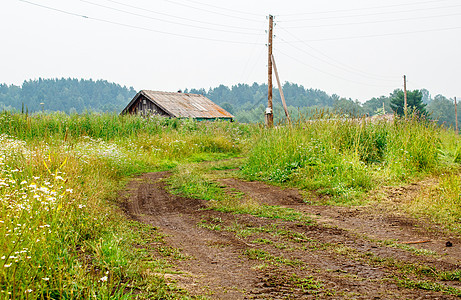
0,134,30,158
0,135,91,297
0,166,78,296
69,136,126,162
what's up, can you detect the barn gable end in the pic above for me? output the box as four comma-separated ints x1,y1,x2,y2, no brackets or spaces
126,94,171,117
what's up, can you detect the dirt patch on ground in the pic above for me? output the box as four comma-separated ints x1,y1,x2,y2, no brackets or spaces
123,173,461,299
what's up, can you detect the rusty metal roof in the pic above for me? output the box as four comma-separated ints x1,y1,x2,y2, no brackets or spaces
122,90,233,119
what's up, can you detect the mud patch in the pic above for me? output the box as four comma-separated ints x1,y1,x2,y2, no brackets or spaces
123,173,461,299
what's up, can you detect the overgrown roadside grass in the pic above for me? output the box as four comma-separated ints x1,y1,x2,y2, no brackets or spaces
242,116,446,203
404,171,461,232
240,115,461,231
2,110,461,298
0,112,255,299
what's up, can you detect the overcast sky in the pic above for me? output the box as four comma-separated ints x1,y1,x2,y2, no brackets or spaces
1,0,460,102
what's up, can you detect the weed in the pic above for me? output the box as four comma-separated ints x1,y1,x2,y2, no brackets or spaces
397,278,461,296
197,219,222,231
244,248,303,267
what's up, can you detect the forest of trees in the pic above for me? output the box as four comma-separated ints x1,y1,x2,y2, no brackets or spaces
0,78,136,114
0,78,458,128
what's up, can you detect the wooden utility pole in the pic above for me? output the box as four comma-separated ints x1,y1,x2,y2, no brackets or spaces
403,75,408,117
266,15,274,128
455,96,458,134
271,54,291,124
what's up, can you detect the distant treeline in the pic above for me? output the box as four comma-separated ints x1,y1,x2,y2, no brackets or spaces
0,78,458,127
0,78,136,114
187,83,458,128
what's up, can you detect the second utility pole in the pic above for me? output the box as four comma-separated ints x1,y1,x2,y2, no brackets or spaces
403,75,408,117
455,96,458,134
266,15,274,128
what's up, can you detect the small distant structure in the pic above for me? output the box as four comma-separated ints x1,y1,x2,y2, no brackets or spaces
368,113,395,123
121,90,233,121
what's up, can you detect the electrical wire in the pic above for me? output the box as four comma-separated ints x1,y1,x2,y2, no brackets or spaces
279,3,461,22
161,0,261,22
178,0,262,17
103,0,263,31
277,26,399,81
80,0,264,36
240,22,267,80
278,25,461,42
277,35,397,82
275,48,398,88
18,0,261,44
281,11,461,29
278,0,453,16
242,44,266,83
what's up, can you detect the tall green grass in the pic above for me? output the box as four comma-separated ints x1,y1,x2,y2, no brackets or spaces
0,112,255,299
1,110,460,298
241,115,455,204
0,111,254,142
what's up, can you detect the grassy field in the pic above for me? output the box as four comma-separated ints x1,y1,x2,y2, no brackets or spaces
0,111,460,298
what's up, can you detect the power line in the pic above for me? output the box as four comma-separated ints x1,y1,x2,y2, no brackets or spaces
19,0,90,18
18,0,260,44
275,48,398,88
103,0,263,31
242,44,266,84
278,0,453,17
178,0,262,17
279,3,461,22
80,0,263,36
281,11,461,29
161,0,261,22
277,30,397,82
241,22,267,81
279,25,461,42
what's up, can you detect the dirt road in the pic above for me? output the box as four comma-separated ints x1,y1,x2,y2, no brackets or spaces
123,172,461,299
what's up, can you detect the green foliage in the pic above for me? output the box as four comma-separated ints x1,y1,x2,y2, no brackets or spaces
0,78,136,113
242,116,451,204
1,79,457,126
384,117,440,178
398,279,461,296
187,82,337,123
244,248,303,266
408,171,461,231
426,94,459,128
362,96,392,116
0,112,254,299
390,89,427,117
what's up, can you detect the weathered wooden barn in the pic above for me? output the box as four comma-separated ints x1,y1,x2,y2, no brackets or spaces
121,90,234,121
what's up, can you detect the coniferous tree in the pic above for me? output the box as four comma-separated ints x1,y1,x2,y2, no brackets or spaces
390,89,427,117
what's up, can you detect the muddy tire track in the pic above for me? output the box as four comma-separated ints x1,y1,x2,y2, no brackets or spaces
123,173,461,299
